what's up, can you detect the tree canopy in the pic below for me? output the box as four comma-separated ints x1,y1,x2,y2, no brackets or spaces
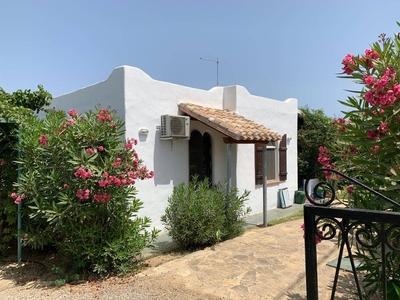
297,106,335,177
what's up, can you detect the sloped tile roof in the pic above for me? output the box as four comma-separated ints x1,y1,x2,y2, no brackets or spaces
178,103,281,142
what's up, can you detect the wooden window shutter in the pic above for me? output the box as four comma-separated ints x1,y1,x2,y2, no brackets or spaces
255,144,263,185
279,134,288,181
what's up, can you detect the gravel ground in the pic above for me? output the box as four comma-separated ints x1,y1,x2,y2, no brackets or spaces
0,253,222,300
0,273,223,300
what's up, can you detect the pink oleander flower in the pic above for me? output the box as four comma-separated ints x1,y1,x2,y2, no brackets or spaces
393,84,400,96
125,142,133,150
342,54,356,75
39,134,48,146
372,145,380,152
365,49,379,60
112,158,122,167
374,76,390,90
94,194,111,203
98,145,104,151
98,179,110,187
363,75,375,86
84,189,90,199
67,118,76,126
379,122,389,134
301,224,323,244
76,189,84,200
10,192,17,199
97,109,112,122
86,148,95,155
76,189,90,200
74,167,92,179
0,159,5,166
63,183,69,188
69,109,78,117
347,185,354,194
367,130,380,140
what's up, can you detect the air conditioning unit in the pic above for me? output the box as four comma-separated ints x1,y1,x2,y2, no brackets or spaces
160,115,190,139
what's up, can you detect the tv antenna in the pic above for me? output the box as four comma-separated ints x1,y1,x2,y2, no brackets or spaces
200,57,219,86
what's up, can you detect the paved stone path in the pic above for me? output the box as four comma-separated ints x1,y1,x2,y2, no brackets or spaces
0,216,357,299
138,219,355,299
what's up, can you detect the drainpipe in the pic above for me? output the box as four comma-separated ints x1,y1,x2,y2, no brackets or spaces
263,145,268,227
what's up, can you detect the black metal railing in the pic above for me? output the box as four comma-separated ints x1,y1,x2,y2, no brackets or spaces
304,169,400,300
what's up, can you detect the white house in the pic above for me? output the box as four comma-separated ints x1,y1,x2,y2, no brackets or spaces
50,66,298,230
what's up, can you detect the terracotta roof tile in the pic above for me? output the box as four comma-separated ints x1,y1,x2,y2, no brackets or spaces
178,103,281,142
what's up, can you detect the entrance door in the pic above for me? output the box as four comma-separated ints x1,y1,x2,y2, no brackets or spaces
189,130,212,183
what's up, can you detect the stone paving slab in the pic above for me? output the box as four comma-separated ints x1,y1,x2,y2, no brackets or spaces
138,219,356,299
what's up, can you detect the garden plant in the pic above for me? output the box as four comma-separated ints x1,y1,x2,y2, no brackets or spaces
161,176,251,249
11,107,158,275
0,85,52,254
318,25,400,298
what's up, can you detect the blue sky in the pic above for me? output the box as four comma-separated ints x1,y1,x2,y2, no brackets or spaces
1,1,400,117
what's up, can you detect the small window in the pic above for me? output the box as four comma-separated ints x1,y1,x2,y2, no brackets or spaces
255,134,287,184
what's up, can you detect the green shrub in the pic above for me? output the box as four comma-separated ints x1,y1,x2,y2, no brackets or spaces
161,177,251,249
12,107,159,274
0,122,18,253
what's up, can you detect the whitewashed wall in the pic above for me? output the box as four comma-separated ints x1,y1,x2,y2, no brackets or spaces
51,66,298,230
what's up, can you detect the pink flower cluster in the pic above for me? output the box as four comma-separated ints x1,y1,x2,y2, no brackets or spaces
347,185,354,194
138,167,154,180
76,189,90,200
98,171,137,188
93,194,111,203
318,146,335,180
74,167,92,179
361,49,380,68
301,224,323,244
332,118,350,132
10,192,25,205
366,121,390,140
341,49,400,108
0,159,5,166
86,148,95,155
342,54,356,75
39,134,48,146
69,109,78,117
343,49,379,74
97,109,112,122
362,67,400,108
112,158,122,167
125,138,138,150
67,118,76,126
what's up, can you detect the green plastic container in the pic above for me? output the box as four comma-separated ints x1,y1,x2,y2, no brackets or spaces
294,191,306,204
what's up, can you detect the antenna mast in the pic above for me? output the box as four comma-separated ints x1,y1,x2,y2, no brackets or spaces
200,57,219,86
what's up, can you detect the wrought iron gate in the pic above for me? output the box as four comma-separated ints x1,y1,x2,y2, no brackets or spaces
304,169,400,300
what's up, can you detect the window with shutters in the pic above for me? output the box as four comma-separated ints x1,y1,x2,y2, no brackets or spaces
255,134,287,185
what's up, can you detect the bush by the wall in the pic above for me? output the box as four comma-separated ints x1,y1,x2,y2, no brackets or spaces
12,107,158,274
161,177,251,249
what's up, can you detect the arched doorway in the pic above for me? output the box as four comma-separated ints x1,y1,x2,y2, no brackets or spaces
189,130,212,183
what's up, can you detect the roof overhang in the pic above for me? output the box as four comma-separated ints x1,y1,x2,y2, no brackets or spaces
178,103,281,144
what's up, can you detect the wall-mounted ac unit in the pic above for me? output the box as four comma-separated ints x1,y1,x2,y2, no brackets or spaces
160,115,190,139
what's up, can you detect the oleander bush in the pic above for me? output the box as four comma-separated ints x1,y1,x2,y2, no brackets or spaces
12,107,158,274
161,177,251,249
319,26,400,298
